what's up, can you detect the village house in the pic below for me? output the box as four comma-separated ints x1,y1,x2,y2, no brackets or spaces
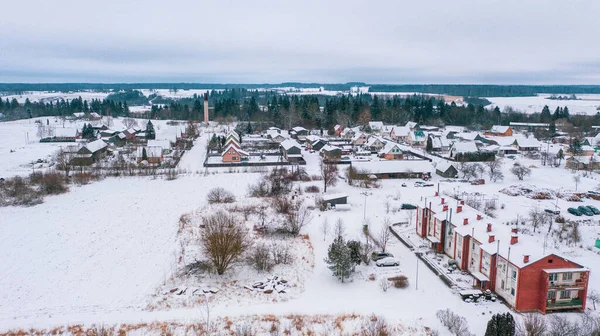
333,125,343,136
415,196,590,313
449,142,479,160
137,146,163,164
40,127,80,142
513,138,541,152
365,136,385,152
428,134,452,152
280,139,303,162
226,130,240,144
408,130,427,146
70,139,108,166
391,126,411,142
351,132,368,146
566,155,600,170
484,125,513,137
340,127,358,139
290,126,308,140
89,112,102,121
221,144,249,163
435,161,458,178
368,121,384,133
147,139,172,154
320,145,342,161
378,142,404,160
405,121,419,131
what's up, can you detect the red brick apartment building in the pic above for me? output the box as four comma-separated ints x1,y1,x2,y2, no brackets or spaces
416,195,590,313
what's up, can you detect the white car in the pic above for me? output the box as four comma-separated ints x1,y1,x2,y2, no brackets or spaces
375,257,400,267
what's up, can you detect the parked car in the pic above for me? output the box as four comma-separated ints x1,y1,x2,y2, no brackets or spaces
401,203,417,210
568,207,582,216
587,205,600,215
371,252,394,261
375,257,400,267
506,155,516,160
415,181,434,187
401,183,407,187
544,209,560,215
578,206,594,216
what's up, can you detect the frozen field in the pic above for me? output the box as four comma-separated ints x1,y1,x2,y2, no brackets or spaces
488,94,600,115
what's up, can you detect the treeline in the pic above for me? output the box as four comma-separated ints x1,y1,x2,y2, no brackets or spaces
3,83,600,97
0,96,130,119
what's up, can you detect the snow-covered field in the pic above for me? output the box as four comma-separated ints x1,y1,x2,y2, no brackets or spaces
1,91,111,104
1,125,600,334
488,94,600,115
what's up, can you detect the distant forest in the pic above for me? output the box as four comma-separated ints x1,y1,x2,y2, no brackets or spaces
3,88,600,135
2,83,600,97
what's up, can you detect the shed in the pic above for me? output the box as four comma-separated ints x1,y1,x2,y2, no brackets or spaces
436,161,458,178
322,193,349,206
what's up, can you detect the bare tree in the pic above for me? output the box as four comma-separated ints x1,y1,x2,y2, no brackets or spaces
122,118,138,129
376,218,392,252
283,205,312,236
200,211,251,275
207,187,236,204
517,313,547,336
589,290,600,310
529,207,544,233
53,148,72,179
321,217,330,241
511,164,532,180
548,315,580,336
458,162,484,181
104,116,114,128
486,158,504,182
320,159,338,193
384,200,391,214
573,174,581,190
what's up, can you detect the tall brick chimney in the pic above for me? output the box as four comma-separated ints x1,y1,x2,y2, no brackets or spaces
443,205,449,212
203,92,209,124
488,234,495,243
487,223,492,232
457,205,463,213
510,234,519,245
477,214,483,220
441,197,445,204
463,218,468,225
523,255,530,263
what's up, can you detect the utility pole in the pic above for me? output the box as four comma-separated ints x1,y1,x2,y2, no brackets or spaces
416,253,420,290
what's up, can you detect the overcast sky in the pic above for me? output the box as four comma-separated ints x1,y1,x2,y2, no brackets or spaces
1,0,599,84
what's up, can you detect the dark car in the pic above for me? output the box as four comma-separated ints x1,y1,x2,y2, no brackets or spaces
401,203,417,210
544,209,560,215
568,207,582,216
371,252,394,261
586,205,600,215
577,206,593,216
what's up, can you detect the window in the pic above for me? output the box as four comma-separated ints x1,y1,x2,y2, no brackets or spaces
563,273,573,281
232,156,238,161
560,290,571,299
511,287,515,296
512,270,517,280
549,274,558,282
501,280,505,290
547,291,556,300
458,250,461,258
548,259,553,264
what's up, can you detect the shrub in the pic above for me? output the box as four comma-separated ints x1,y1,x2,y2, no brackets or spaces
200,211,251,275
387,275,409,289
39,171,68,195
304,185,320,193
1,176,43,206
379,278,391,292
28,171,44,184
273,195,294,214
247,243,273,272
271,242,294,265
73,172,93,185
207,187,236,204
436,309,471,336
360,315,390,336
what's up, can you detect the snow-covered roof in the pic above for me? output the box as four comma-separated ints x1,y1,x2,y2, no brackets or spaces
352,160,433,174
485,136,516,147
514,138,541,148
435,161,456,173
489,125,510,134
340,128,355,136
89,112,101,118
280,139,301,151
305,135,321,143
72,112,85,118
366,136,385,146
352,132,367,141
292,126,307,132
321,144,342,153
451,142,478,153
381,125,395,133
334,125,342,131
147,139,171,150
456,132,481,141
221,144,249,156
378,142,403,155
137,146,162,158
393,126,410,137
543,267,588,273
444,126,465,133
85,139,107,153
322,193,349,201
405,121,418,129
369,121,384,130
117,132,126,139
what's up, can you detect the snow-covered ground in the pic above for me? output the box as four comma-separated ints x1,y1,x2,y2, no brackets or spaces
488,94,600,115
1,126,600,334
1,91,111,104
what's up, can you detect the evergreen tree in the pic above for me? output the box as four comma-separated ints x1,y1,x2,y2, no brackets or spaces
346,240,362,266
562,106,570,120
553,107,561,120
246,122,253,134
145,120,156,140
570,138,582,155
557,148,564,165
142,147,148,161
426,135,433,152
325,235,354,282
484,312,515,336
549,122,556,134
540,105,551,122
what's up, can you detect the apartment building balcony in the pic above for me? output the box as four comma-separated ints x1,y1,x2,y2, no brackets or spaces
546,298,583,310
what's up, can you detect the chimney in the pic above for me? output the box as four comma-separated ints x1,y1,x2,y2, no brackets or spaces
435,191,439,196
203,92,209,124
523,255,530,263
488,234,495,243
441,197,445,204
457,205,463,213
511,227,518,234
510,234,519,245
487,223,492,232
460,200,465,205
463,218,469,225
443,205,449,212
477,214,483,220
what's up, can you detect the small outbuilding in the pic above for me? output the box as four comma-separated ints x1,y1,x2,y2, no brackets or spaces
322,193,349,207
436,161,458,178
